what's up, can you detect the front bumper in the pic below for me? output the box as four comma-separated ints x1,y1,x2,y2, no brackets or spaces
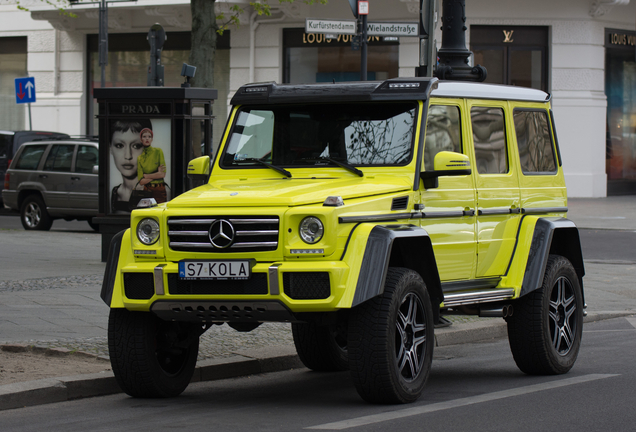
112,259,351,320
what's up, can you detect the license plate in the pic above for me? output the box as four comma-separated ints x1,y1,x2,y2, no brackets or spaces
178,260,252,281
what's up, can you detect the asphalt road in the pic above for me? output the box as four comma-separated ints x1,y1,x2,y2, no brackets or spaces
0,209,96,233
0,316,633,431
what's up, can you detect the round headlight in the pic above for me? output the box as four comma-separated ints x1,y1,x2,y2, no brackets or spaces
299,216,324,244
137,218,160,245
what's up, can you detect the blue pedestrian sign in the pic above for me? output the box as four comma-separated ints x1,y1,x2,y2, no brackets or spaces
15,77,36,104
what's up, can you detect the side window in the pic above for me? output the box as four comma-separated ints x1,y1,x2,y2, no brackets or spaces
471,106,508,174
43,144,74,172
14,145,48,170
424,105,462,171
513,109,556,174
75,145,99,173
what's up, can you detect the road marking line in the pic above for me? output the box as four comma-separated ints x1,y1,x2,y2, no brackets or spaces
584,329,636,333
627,317,636,329
306,374,619,430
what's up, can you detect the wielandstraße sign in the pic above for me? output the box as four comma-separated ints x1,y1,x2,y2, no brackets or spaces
305,18,357,35
366,22,418,37
305,19,419,38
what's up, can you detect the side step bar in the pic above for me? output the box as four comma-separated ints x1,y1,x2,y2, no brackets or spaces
442,288,515,307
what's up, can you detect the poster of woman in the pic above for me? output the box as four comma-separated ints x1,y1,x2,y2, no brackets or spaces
108,118,171,214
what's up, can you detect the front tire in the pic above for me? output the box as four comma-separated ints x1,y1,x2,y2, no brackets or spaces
108,308,200,398
507,255,583,375
348,268,434,404
292,321,348,372
20,195,52,231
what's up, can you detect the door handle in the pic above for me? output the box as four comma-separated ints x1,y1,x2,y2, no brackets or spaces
39,174,47,179
71,176,80,181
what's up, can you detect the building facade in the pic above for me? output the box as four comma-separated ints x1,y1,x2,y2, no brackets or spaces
0,0,634,197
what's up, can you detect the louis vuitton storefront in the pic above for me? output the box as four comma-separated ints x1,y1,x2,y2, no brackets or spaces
605,28,636,195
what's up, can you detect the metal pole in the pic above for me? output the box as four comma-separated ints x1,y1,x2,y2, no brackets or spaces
28,103,32,131
99,0,108,87
361,14,368,81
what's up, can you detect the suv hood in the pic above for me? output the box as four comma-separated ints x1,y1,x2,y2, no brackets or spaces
168,176,412,208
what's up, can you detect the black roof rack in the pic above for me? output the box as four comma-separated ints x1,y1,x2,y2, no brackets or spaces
231,77,439,106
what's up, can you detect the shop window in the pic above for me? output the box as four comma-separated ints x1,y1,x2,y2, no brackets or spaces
470,26,548,92
513,109,556,174
471,107,508,174
0,37,27,130
605,28,636,195
87,31,230,147
283,28,399,84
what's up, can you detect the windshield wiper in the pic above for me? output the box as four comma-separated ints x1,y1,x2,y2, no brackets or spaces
236,158,292,178
301,157,364,177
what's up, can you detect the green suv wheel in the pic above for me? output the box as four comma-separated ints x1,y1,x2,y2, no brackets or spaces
108,309,200,398
292,321,348,372
507,254,584,375
348,267,434,404
20,195,52,231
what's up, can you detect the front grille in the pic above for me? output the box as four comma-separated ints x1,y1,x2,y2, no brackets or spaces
124,273,154,300
283,272,331,299
168,216,279,253
167,273,268,295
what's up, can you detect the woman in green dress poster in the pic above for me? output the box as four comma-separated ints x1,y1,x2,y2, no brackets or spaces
137,127,168,203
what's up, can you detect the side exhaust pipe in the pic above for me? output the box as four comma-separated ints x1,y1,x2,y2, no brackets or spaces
479,304,513,318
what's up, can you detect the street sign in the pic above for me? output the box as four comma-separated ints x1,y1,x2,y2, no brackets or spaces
358,1,369,15
305,18,357,35
15,77,36,104
366,22,419,37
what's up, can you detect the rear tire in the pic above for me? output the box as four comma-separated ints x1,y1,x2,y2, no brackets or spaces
507,255,583,375
348,268,434,404
20,195,52,231
292,321,348,372
108,308,200,398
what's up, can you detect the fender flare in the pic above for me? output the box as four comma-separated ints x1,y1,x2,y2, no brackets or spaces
100,229,127,306
521,217,585,299
351,224,442,308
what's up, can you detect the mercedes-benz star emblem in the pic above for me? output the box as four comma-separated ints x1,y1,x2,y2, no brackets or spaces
208,219,235,249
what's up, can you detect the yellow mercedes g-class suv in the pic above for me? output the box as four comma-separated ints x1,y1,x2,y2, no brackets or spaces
102,77,585,404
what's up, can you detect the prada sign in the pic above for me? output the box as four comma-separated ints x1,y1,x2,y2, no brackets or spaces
109,103,172,115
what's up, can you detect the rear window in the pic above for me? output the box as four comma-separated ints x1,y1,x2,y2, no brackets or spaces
14,145,47,170
75,145,99,173
513,109,557,174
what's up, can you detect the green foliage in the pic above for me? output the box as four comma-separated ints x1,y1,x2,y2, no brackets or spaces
19,0,327,28
17,0,77,17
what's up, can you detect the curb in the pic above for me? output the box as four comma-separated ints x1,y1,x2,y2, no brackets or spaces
0,311,632,411
0,345,304,412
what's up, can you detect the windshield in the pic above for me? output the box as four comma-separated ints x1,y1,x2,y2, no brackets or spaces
221,102,418,169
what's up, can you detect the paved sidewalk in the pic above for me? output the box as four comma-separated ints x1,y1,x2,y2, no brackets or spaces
0,196,635,409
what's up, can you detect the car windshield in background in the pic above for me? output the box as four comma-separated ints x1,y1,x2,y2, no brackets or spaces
221,102,418,169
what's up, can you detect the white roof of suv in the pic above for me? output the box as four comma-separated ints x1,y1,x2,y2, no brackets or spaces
431,81,550,103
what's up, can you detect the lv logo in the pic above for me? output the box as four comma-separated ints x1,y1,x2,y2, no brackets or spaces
503,30,514,43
